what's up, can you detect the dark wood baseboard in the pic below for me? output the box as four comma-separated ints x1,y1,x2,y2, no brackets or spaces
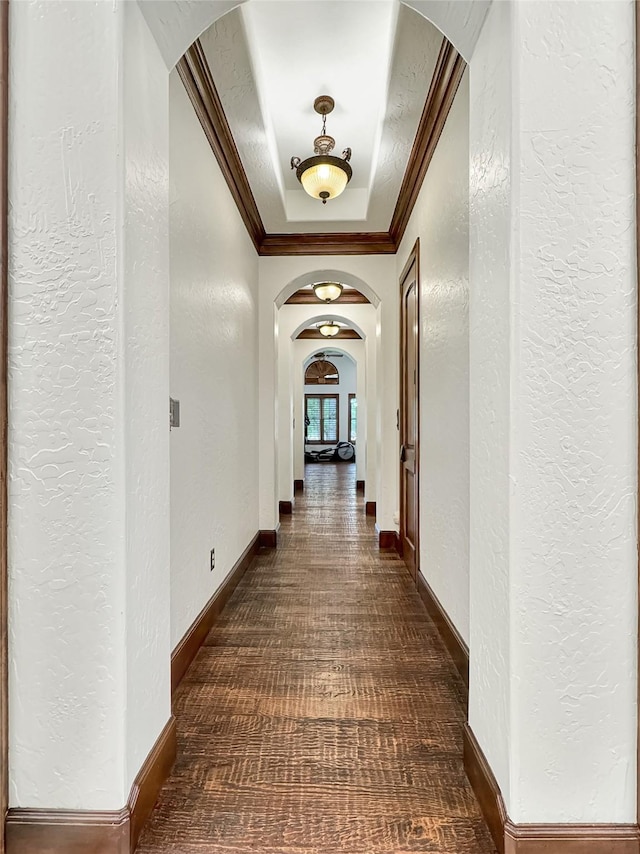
279,500,293,515
6,717,176,854
356,480,365,493
6,809,130,854
463,723,506,853
463,724,640,854
258,529,277,548
378,530,399,550
128,717,176,851
365,501,376,517
504,824,640,854
417,572,469,689
171,532,260,693
293,479,303,494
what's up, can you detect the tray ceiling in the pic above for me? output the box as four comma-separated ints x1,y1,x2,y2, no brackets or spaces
199,1,444,235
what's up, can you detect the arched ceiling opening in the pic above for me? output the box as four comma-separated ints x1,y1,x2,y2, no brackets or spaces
140,0,490,252
138,0,491,71
193,3,444,234
290,314,367,342
275,270,381,308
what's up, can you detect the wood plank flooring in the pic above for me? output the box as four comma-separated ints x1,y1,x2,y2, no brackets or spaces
137,463,496,854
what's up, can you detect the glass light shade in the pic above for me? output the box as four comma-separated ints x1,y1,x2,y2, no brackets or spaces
313,282,343,303
300,159,350,202
318,322,340,338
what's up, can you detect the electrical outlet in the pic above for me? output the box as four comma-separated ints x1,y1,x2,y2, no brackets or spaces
210,548,215,572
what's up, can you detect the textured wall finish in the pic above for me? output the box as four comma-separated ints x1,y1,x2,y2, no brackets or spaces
468,0,637,825
123,1,172,794
404,0,491,61
468,0,513,810
138,0,245,70
8,0,127,809
8,0,173,810
397,72,470,645
509,0,637,823
169,70,259,651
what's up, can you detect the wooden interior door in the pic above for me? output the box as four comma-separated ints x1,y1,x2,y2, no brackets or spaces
399,242,419,582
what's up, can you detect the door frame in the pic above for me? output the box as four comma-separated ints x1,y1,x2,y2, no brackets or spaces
398,238,420,582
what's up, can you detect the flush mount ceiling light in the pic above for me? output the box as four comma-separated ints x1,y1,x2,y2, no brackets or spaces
318,321,341,338
291,95,352,204
312,282,343,303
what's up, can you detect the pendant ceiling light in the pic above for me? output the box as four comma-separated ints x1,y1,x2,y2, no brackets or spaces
318,321,341,338
291,95,352,204
313,282,343,303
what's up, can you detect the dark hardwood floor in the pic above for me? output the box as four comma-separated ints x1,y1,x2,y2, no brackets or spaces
137,463,496,854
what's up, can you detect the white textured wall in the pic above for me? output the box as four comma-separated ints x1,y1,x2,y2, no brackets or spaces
8,0,126,809
468,0,513,805
8,0,172,808
469,0,637,823
123,1,172,793
397,72,470,644
169,70,259,651
509,0,637,823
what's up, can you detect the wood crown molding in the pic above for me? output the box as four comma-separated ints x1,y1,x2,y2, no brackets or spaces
296,328,362,340
176,42,265,252
285,288,370,305
171,532,260,694
261,232,396,256
6,717,177,854
389,40,466,245
177,37,465,256
463,723,640,854
416,571,469,689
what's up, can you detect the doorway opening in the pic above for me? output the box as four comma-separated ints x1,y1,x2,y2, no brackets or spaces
301,350,359,495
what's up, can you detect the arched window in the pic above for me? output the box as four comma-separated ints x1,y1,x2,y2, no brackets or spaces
304,359,339,385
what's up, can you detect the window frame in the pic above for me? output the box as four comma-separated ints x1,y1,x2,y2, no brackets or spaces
305,393,340,445
304,359,340,385
348,393,357,444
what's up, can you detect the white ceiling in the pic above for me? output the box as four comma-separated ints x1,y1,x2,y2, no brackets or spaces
199,1,443,233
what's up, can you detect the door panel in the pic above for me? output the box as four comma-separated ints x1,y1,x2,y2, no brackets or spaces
399,243,419,582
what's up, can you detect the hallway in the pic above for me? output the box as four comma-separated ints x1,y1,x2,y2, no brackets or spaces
137,463,496,854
